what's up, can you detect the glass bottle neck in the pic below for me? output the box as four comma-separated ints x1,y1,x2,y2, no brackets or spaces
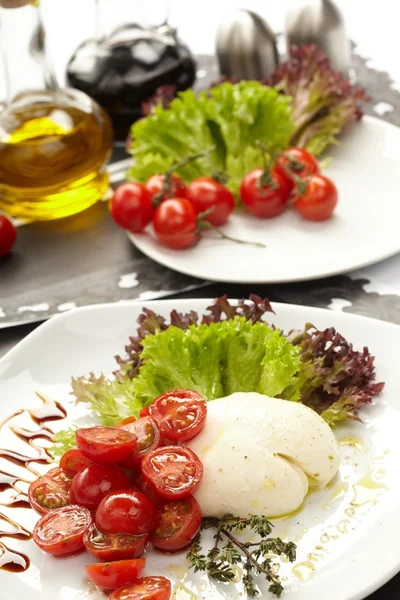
0,2,58,104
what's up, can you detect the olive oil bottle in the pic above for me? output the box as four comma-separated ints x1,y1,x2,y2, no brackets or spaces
0,2,113,220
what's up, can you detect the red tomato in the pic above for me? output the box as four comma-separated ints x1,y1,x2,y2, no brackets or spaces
153,198,198,249
141,446,203,500
275,147,320,191
110,182,154,233
119,416,162,471
0,215,17,258
110,577,172,600
85,558,146,591
240,168,289,218
139,407,150,418
146,174,187,203
84,524,148,562
60,448,92,476
28,467,71,515
149,389,207,442
96,490,158,535
294,174,338,221
135,474,164,507
186,177,235,226
117,416,137,427
76,426,136,464
33,505,92,557
70,464,131,511
150,496,201,552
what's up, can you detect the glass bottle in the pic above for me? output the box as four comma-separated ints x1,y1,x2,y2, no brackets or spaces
66,0,196,140
0,2,113,220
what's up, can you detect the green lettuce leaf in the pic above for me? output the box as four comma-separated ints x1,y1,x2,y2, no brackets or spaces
128,82,294,196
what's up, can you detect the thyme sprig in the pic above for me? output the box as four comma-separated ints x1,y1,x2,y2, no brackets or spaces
186,515,296,598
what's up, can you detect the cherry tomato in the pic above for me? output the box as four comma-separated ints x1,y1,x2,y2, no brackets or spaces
60,448,92,476
85,558,146,591
153,197,198,250
240,168,289,218
146,174,187,203
294,174,338,221
28,467,71,515
0,215,17,258
84,524,148,562
150,495,201,552
70,464,131,511
141,446,203,500
135,474,164,507
149,389,207,442
186,177,234,226
117,416,137,427
96,490,158,535
139,407,150,418
33,505,92,557
110,577,172,600
76,426,136,465
119,416,162,471
110,182,154,233
275,147,320,191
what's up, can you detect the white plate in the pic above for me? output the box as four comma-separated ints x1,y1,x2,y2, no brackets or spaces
128,116,400,283
0,299,399,600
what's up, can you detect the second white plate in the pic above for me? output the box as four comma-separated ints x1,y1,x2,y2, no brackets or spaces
128,116,400,283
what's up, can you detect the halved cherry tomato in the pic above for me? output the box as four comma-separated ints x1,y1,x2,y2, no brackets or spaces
117,416,137,428
141,446,203,500
96,490,158,536
60,448,92,476
28,467,71,515
76,426,137,465
33,505,92,556
139,407,150,418
146,174,187,203
83,524,148,562
150,495,201,552
119,416,162,471
149,389,207,442
110,577,172,600
135,474,164,507
85,558,146,591
275,147,320,192
294,174,338,221
240,168,289,218
70,464,131,511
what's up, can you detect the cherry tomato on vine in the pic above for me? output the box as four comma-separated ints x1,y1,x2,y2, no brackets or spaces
110,577,172,600
95,490,158,536
28,467,71,515
153,197,198,249
76,426,137,464
141,446,203,500
60,448,92,476
294,174,338,221
83,525,149,562
150,495,202,552
275,147,320,191
70,464,131,511
110,182,154,233
186,177,235,226
145,174,187,203
0,215,17,258
240,168,289,218
85,558,146,591
33,505,92,556
149,389,207,442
